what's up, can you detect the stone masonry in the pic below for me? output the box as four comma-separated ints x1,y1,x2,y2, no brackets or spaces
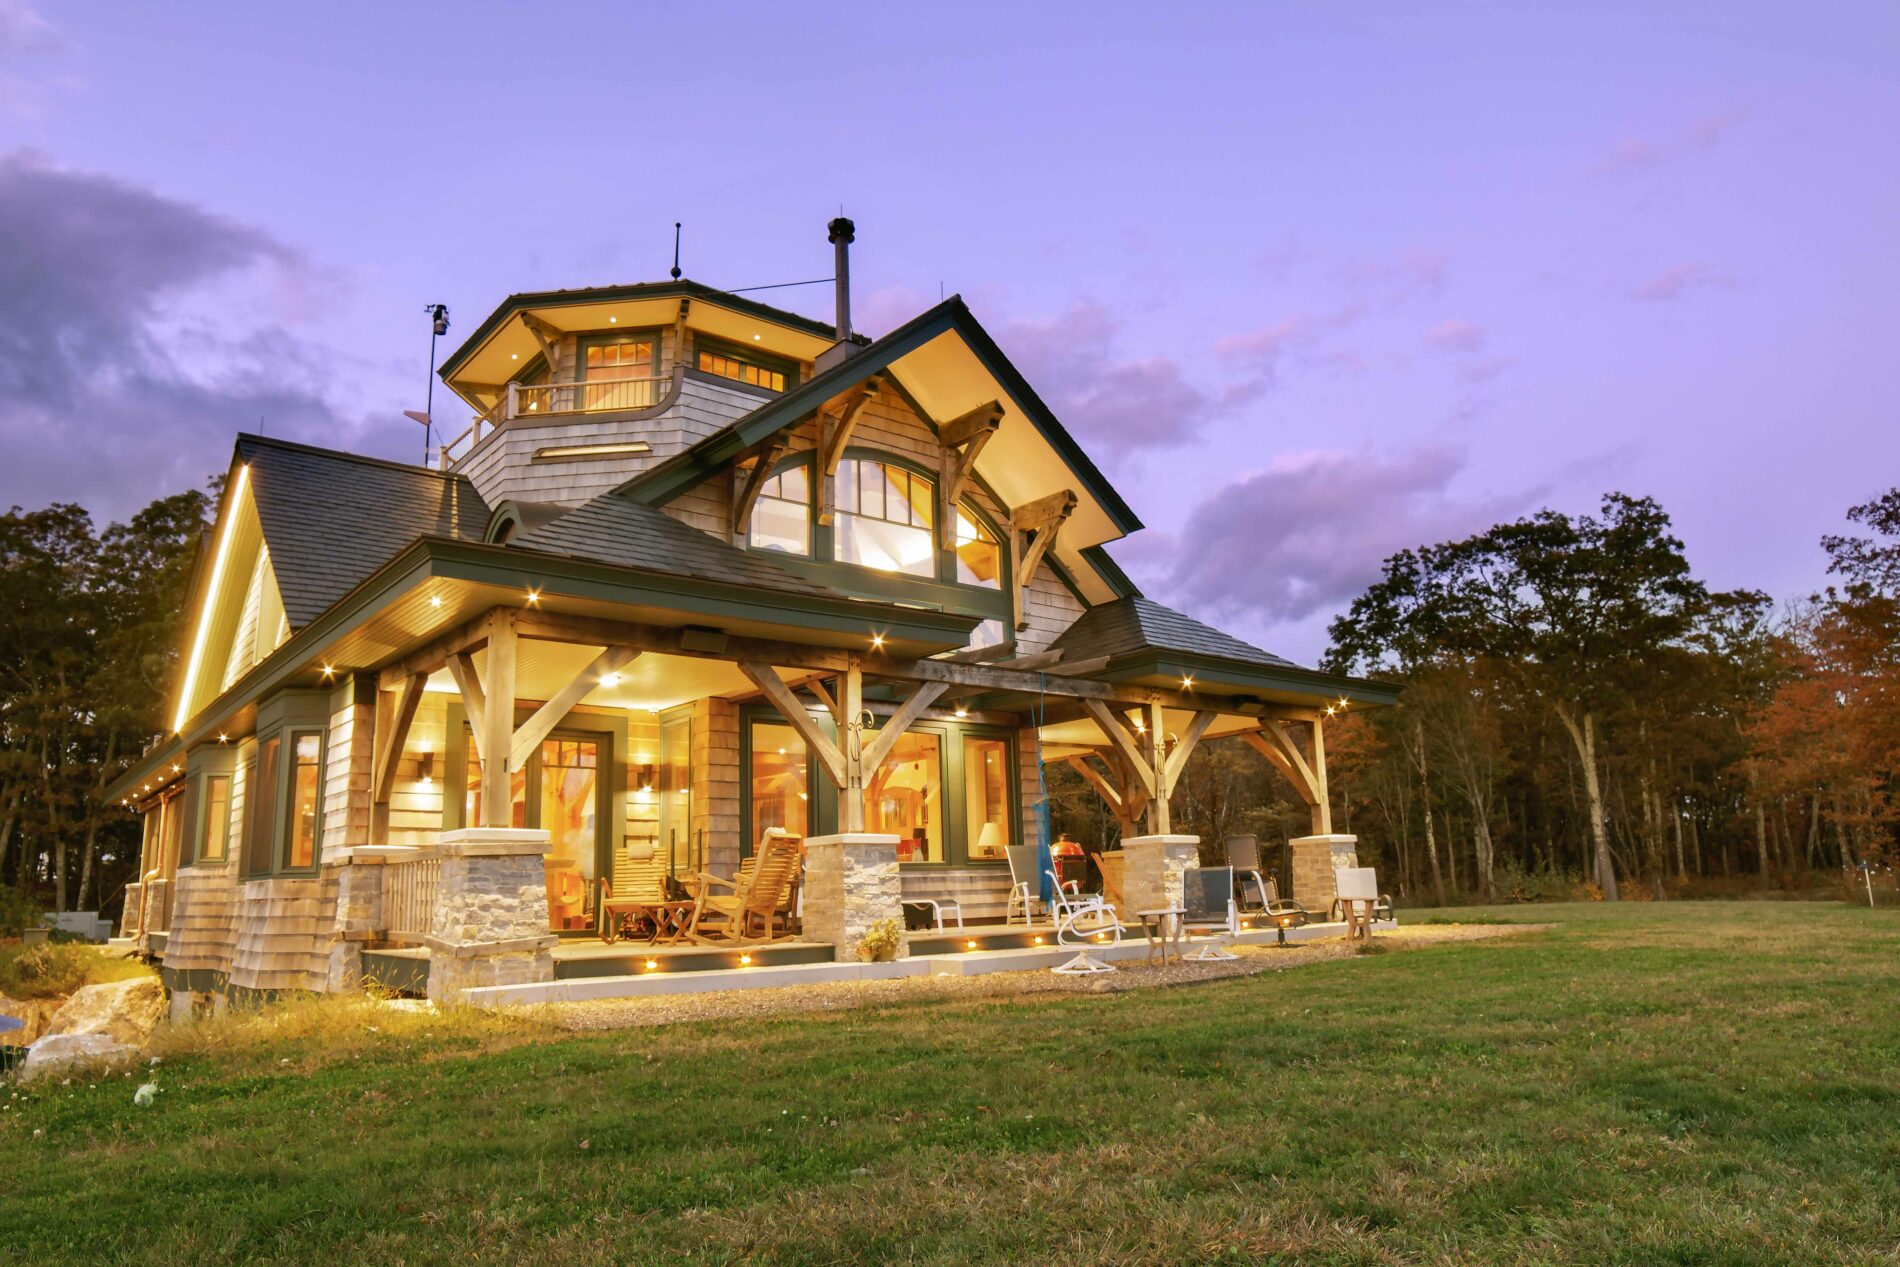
1289,835,1360,911
426,828,556,1002
1120,835,1201,915
802,834,903,961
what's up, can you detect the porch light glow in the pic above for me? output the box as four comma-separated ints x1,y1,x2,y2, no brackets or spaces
321,665,335,679
644,959,658,971
1033,936,1044,945
739,953,753,966
430,594,443,609
608,315,618,324
172,463,250,733
870,633,885,650
600,672,622,688
217,733,228,744
525,589,541,604
954,705,968,719
966,940,977,950
1182,676,1195,689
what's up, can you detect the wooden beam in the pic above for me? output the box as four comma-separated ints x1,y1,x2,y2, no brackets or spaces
736,660,845,788
1164,709,1220,789
1146,699,1170,834
1082,698,1157,799
480,611,517,827
1065,754,1123,813
1308,717,1332,835
447,652,485,761
372,673,426,807
519,312,563,367
1011,489,1078,630
377,614,490,690
815,380,881,526
938,400,1005,450
936,400,1003,549
510,646,641,773
840,656,865,832
860,681,949,778
805,677,842,725
730,435,789,538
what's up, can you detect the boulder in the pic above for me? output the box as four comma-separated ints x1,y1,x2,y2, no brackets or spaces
21,976,166,1079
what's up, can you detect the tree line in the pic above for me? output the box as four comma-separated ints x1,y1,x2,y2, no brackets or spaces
1048,488,1898,904
0,489,210,921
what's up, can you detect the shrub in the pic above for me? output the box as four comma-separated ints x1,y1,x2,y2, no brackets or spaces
0,888,42,939
856,917,903,962
0,942,153,1000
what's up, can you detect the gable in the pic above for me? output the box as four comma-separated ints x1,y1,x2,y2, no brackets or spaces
173,461,278,730
620,298,1140,605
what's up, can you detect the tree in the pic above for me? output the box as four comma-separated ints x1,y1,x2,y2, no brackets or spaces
1328,494,1713,901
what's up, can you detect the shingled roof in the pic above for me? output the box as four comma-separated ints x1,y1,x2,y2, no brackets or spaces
236,435,490,628
1050,596,1301,671
506,492,837,599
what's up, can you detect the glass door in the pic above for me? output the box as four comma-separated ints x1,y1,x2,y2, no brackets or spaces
539,737,601,933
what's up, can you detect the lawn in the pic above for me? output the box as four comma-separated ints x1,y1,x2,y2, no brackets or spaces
6,902,1899,1265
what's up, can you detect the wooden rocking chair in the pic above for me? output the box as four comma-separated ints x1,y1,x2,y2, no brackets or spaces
687,831,803,945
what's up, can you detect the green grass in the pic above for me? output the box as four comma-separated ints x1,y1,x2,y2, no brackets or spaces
6,903,1900,1265
0,940,153,1000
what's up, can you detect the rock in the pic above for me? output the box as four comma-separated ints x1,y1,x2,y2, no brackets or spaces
21,976,166,1080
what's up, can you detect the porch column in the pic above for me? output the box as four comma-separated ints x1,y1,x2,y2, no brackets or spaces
1121,834,1200,914
480,611,517,828
426,827,555,1002
802,833,903,961
1289,835,1359,912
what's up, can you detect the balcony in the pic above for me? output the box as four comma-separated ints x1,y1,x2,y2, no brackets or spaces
439,373,674,467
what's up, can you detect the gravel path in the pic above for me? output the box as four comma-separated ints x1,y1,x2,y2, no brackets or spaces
541,923,1538,1033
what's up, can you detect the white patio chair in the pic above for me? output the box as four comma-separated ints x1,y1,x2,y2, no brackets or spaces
1180,865,1240,960
1226,835,1310,926
1005,843,1046,926
1046,867,1125,974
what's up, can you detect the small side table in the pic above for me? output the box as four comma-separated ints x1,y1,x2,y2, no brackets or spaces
1133,907,1185,965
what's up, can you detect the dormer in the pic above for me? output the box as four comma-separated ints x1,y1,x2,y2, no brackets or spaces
434,280,853,509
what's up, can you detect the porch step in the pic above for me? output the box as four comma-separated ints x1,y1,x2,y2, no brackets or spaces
553,941,835,979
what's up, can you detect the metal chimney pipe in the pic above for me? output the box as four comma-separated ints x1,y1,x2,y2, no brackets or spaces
827,216,855,342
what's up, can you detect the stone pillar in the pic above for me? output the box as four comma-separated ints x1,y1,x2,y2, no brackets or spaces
323,845,419,992
426,828,555,1003
1120,835,1200,913
802,834,902,961
1289,835,1359,911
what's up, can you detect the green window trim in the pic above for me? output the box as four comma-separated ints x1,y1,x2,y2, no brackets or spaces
693,333,798,393
240,689,330,879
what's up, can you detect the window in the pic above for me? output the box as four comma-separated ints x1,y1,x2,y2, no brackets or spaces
954,507,1002,588
748,463,811,556
865,730,942,862
659,711,693,879
579,333,661,411
835,458,936,578
285,732,323,869
197,775,231,864
244,738,278,876
964,736,1011,859
749,720,809,841
697,339,790,392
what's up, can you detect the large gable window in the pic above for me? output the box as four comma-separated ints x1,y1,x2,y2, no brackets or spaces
953,507,1001,588
835,458,935,578
748,463,811,557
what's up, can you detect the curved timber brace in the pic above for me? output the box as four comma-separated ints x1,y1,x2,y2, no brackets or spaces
814,378,884,527
936,401,1004,548
1238,719,1332,835
1010,489,1078,631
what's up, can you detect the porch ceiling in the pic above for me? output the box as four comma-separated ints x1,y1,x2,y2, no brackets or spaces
423,643,759,716
1033,707,1272,760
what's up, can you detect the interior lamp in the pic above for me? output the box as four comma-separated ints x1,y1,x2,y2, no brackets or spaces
976,821,1004,859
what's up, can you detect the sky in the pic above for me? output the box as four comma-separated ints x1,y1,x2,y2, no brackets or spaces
1,1,1895,664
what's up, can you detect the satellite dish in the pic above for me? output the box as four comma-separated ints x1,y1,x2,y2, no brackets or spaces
403,410,430,427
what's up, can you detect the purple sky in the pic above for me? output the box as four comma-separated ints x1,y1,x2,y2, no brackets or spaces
3,2,1895,663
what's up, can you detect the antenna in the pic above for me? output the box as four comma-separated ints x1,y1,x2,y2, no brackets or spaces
670,222,682,280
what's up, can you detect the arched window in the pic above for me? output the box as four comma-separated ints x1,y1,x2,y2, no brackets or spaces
835,457,935,578
748,463,811,556
953,505,1001,588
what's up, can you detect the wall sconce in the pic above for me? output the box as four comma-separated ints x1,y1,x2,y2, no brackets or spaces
417,746,435,784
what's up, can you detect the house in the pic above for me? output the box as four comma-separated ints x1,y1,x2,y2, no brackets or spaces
105,220,1395,1006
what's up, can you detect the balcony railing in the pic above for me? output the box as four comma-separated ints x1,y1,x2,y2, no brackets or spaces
437,372,672,467
381,850,441,945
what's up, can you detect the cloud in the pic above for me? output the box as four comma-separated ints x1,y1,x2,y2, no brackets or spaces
0,151,351,517
1136,446,1524,625
996,301,1211,451
1631,262,1734,303
0,2,70,116
1594,110,1743,176
1424,320,1486,353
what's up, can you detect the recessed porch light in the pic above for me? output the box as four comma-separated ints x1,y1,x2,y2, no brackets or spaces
600,672,622,688
608,315,618,324
870,633,885,650
429,594,443,609
525,589,541,605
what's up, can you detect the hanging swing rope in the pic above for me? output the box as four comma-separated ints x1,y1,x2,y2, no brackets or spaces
1033,671,1055,908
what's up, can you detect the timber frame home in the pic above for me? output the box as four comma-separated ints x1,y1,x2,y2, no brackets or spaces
106,221,1395,1004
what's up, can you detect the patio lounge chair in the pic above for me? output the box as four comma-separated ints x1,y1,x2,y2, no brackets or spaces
1046,867,1125,974
599,848,669,944
1334,867,1385,941
1226,835,1311,927
1005,843,1044,926
1180,865,1240,960
687,831,803,945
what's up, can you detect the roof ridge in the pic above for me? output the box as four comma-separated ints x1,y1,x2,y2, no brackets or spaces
235,433,474,485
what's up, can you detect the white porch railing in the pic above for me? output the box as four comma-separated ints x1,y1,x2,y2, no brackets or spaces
436,372,672,468
381,851,442,944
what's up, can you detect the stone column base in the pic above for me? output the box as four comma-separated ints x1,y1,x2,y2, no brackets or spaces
802,834,902,961
1121,835,1201,914
427,828,555,1003
1290,835,1359,910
